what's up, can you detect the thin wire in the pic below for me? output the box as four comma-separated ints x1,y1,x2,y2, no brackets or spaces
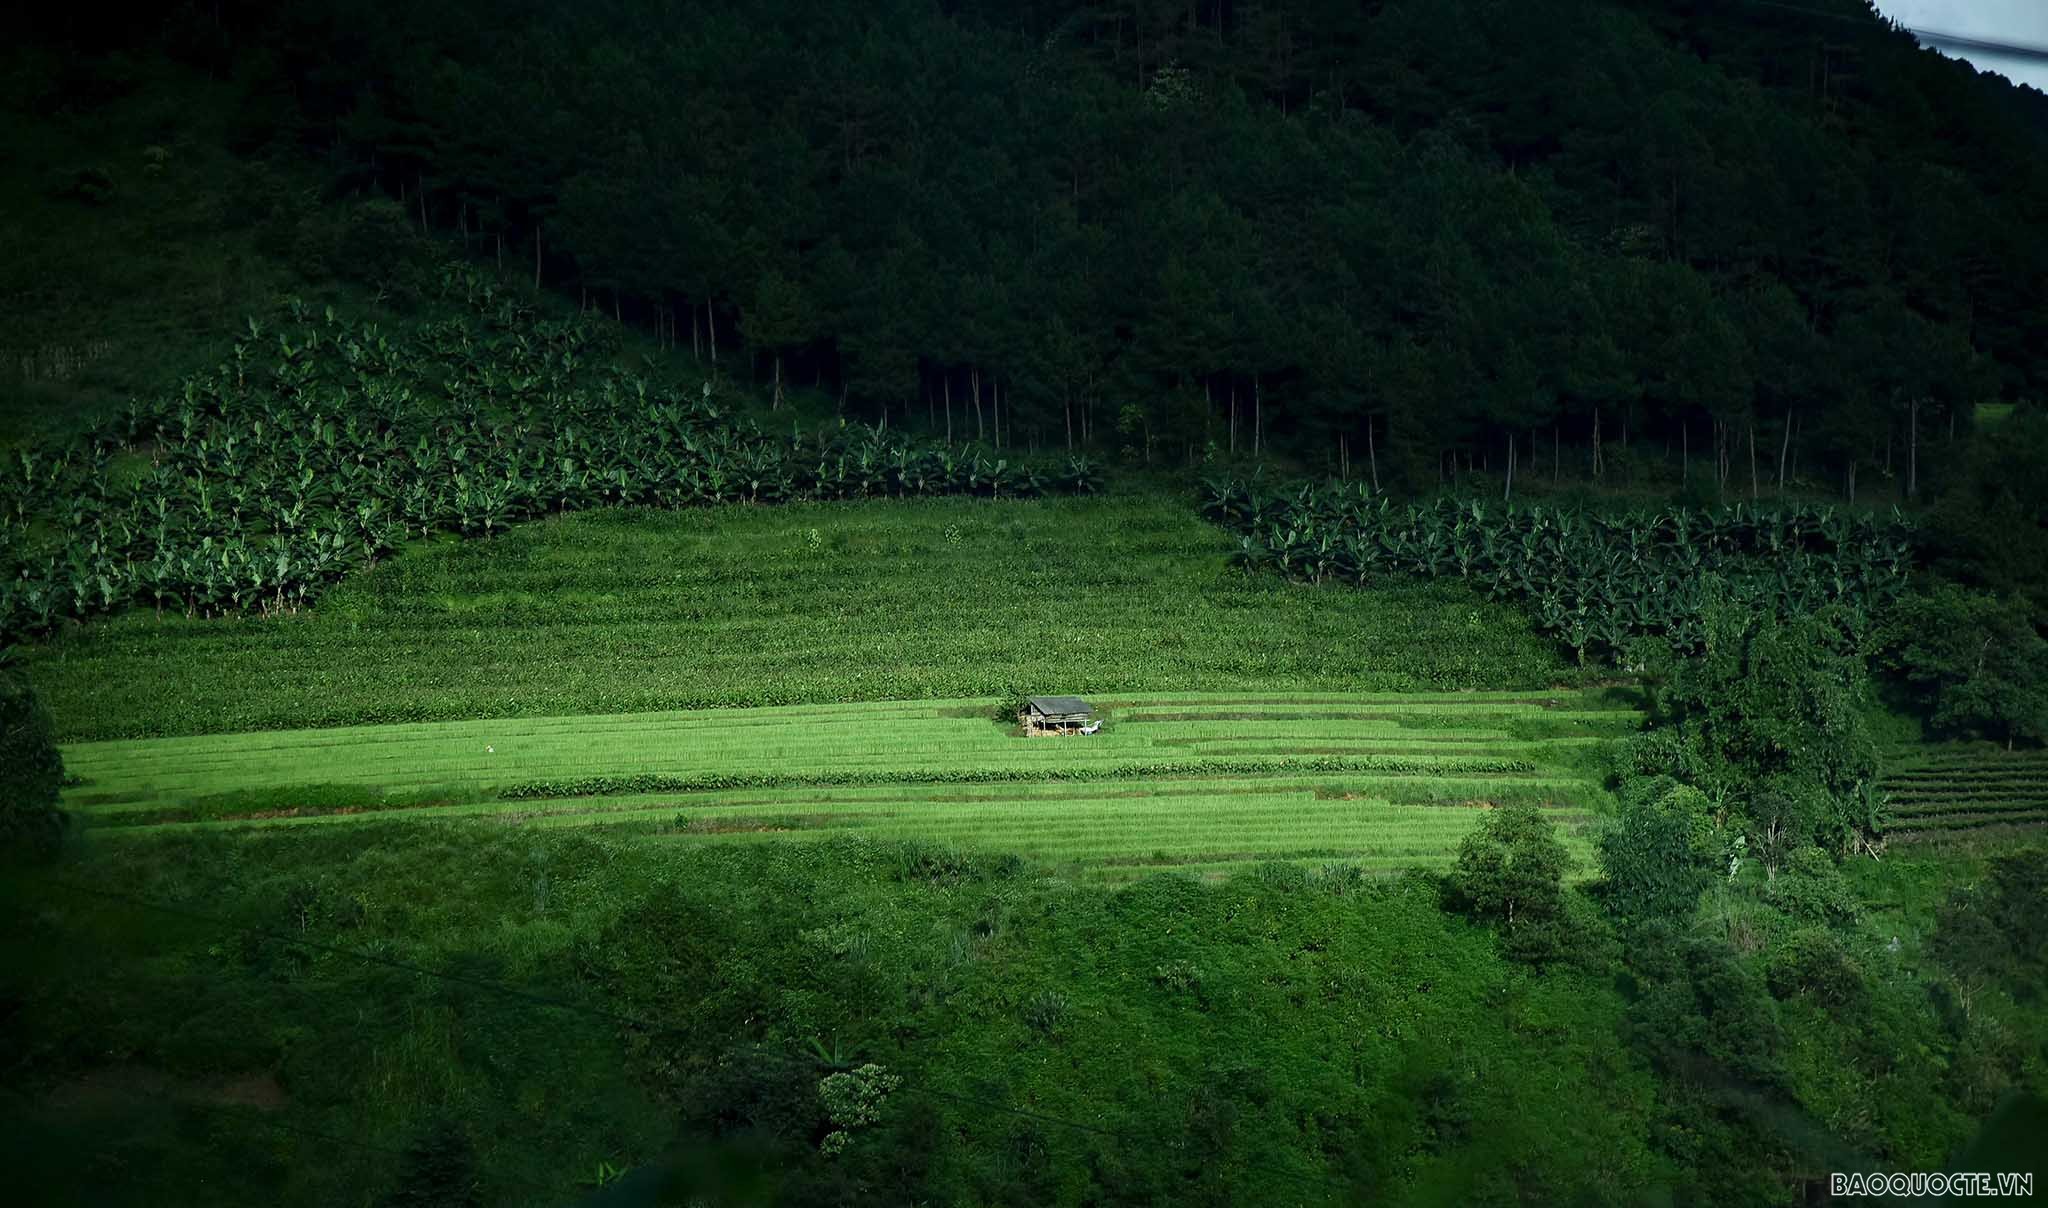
1712,0,2048,61
31,875,1359,1199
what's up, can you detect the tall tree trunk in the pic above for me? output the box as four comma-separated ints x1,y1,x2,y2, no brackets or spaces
992,378,1001,450
692,306,701,361
533,224,542,291
708,303,719,365
1749,420,1759,500
1368,413,1381,492
1908,396,1920,499
1253,373,1262,458
1592,410,1603,480
1064,388,1073,451
1846,458,1857,504
944,374,953,444
1338,433,1348,481
972,369,985,443
1229,383,1238,454
1553,426,1559,481
1682,422,1689,483
1503,431,1515,502
1777,410,1792,492
772,353,783,411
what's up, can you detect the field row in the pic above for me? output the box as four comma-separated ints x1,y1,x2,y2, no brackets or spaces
26,497,1583,742
1880,746,2048,844
62,692,1627,877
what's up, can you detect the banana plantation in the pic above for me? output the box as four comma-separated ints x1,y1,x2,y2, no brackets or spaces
0,269,1099,645
1203,478,1916,662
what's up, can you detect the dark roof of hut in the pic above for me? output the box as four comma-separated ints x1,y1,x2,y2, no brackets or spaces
1026,696,1094,716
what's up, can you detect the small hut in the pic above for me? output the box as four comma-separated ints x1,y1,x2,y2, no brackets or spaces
1021,695,1096,736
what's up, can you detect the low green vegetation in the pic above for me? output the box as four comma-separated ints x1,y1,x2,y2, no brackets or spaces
61,690,1631,879
27,495,1576,741
1880,748,2048,843
0,668,68,861
0,824,1664,1206
1205,477,1913,663
0,285,1095,648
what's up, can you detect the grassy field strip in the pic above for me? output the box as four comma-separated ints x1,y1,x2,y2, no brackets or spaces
66,715,1600,800
64,690,1626,874
82,771,1599,830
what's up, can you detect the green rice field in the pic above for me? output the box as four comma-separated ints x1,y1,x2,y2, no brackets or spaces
1880,746,2048,844
63,688,1640,879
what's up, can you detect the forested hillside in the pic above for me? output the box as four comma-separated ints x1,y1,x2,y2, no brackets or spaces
12,0,2041,491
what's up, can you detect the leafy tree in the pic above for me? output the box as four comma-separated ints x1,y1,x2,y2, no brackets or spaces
1445,803,1572,965
0,670,66,862
740,268,817,411
1876,585,2048,749
1933,851,2048,996
1640,601,1879,854
1597,777,1717,923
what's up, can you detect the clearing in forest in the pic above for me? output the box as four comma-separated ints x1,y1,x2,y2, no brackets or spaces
63,688,1638,879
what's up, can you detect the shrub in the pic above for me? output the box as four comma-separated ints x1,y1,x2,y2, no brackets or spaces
377,1119,481,1208
1597,778,1717,923
1766,928,1866,1010
1022,989,1070,1036
1445,804,1572,965
0,671,67,861
1760,847,1859,927
817,1063,901,1156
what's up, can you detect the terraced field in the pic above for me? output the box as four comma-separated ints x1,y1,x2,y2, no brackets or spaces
62,688,1638,879
1881,746,2048,843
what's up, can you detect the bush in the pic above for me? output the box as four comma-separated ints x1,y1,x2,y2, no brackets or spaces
0,671,66,861
1875,584,2048,749
1597,778,1717,922
1445,804,1573,965
1760,847,1859,927
1766,928,1865,1010
377,1119,481,1208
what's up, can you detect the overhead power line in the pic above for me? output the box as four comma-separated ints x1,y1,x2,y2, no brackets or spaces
1907,28,2048,64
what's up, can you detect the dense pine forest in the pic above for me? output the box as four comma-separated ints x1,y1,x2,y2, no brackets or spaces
4,2,2047,1205
16,0,2046,488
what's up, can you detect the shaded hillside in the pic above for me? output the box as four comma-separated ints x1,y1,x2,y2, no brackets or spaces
13,0,2041,491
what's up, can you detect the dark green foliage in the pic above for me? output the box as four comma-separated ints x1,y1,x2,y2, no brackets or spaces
1877,585,2048,749
1621,604,1879,855
1935,851,2048,995
0,671,66,861
16,0,2046,490
378,1120,482,1208
1445,804,1573,965
1765,929,1865,1010
1759,848,1860,929
1597,777,1717,923
1920,411,2048,611
0,285,1097,646
1204,478,1913,664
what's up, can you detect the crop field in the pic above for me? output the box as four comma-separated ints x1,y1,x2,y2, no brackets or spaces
61,688,1638,878
26,494,1579,742
1880,747,2048,844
